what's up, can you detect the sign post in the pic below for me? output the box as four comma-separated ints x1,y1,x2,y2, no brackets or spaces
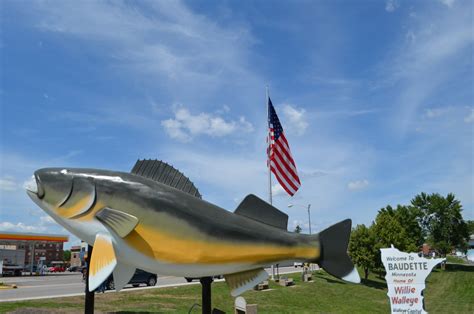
84,245,94,314
381,245,445,314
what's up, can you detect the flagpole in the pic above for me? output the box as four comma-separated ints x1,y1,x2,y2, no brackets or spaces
266,85,275,281
266,85,272,206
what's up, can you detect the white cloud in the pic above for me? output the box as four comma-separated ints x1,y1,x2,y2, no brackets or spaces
315,108,380,118
282,104,308,136
0,215,62,234
439,0,455,8
0,177,18,191
385,0,400,12
39,215,56,224
162,107,253,142
464,108,474,123
300,170,327,179
311,76,357,86
22,0,259,95
272,184,287,197
161,118,191,142
348,179,369,191
423,107,451,119
0,222,47,233
378,3,473,134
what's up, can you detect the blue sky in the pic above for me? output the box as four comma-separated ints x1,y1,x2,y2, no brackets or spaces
1,0,472,248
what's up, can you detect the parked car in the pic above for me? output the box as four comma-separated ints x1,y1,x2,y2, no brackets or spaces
67,266,80,272
293,262,303,268
1,263,22,276
49,266,65,272
105,269,157,290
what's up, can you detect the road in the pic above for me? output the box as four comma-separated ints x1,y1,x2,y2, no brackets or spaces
0,266,304,302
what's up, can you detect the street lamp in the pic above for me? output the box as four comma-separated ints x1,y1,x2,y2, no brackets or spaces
288,203,312,235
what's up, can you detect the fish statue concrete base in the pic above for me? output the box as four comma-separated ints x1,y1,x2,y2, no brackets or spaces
26,159,360,296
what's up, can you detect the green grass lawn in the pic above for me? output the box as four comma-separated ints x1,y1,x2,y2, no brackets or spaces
446,255,469,264
1,267,473,313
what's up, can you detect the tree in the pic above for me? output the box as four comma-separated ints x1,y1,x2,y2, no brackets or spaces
294,225,302,233
63,250,71,262
349,224,377,280
411,193,469,256
373,206,419,253
392,205,424,247
467,220,474,235
371,207,419,272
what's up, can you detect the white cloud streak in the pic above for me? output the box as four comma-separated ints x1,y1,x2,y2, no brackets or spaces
0,215,57,233
0,177,18,191
299,170,327,179
0,222,45,232
24,0,258,94
423,107,451,119
348,179,369,191
439,0,455,8
385,0,400,12
379,3,473,134
464,108,474,123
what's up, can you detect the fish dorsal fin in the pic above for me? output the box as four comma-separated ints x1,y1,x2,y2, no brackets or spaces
225,268,268,297
131,159,202,199
234,194,288,230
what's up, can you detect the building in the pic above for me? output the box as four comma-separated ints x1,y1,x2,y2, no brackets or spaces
421,243,431,256
70,241,90,267
0,231,68,270
70,245,82,267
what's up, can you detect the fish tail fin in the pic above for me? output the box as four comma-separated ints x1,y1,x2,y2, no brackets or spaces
317,219,360,283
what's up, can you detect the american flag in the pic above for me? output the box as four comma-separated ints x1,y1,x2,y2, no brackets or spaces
267,97,301,196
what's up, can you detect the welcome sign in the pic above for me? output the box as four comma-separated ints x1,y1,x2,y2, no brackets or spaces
381,246,445,314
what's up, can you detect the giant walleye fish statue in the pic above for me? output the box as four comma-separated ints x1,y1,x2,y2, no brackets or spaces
26,159,360,296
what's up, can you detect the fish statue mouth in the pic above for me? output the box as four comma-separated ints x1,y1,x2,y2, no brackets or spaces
25,173,44,199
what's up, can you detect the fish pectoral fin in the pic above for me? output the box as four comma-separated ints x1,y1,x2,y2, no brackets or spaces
112,262,136,291
96,207,139,238
224,268,268,297
88,233,117,292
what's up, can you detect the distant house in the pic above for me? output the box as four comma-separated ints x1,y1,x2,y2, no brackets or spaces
421,243,431,256
70,245,82,267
